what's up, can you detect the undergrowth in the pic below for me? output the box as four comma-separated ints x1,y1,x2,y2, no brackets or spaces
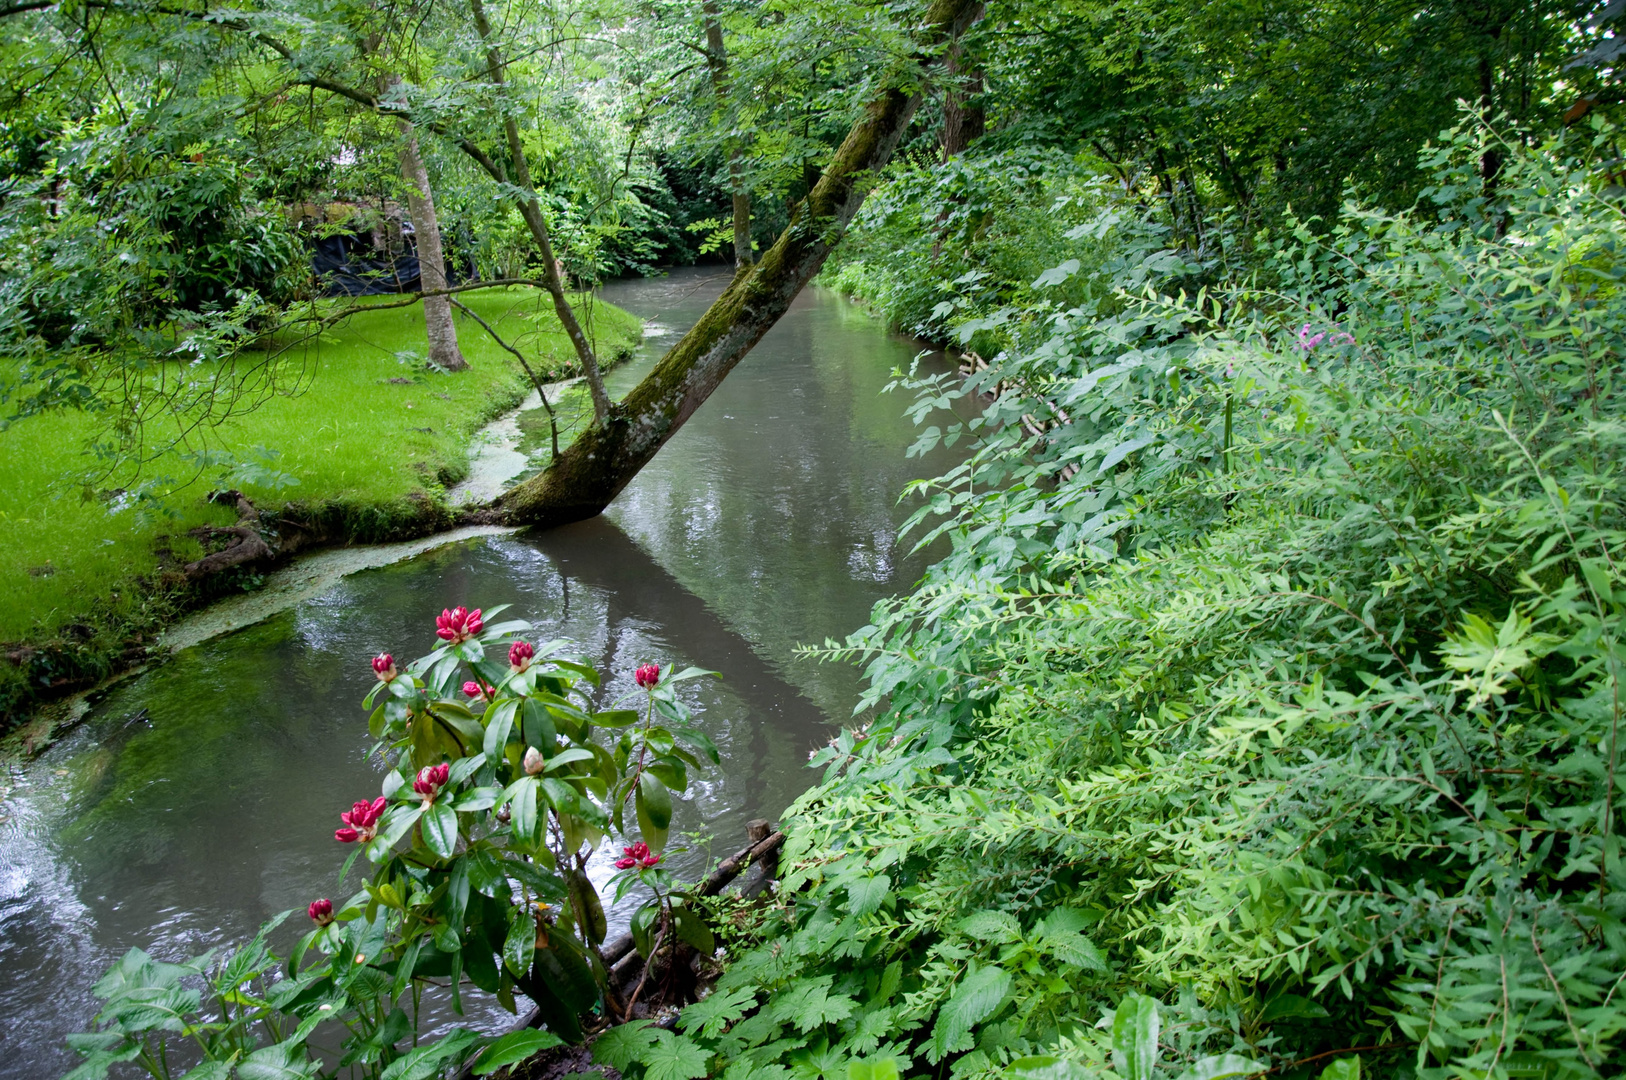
598,120,1626,1079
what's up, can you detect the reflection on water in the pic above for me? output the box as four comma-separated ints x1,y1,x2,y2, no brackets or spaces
0,270,964,1078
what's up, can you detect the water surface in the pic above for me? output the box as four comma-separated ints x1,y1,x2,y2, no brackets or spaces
0,269,962,1078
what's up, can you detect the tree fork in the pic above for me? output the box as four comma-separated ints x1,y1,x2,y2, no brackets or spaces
488,0,982,527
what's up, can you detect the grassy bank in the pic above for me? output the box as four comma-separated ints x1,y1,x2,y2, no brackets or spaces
0,286,640,731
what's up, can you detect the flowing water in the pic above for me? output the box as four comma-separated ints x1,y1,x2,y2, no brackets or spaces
0,269,964,1079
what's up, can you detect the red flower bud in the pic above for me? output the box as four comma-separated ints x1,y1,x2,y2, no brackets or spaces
413,763,451,801
372,653,397,682
336,796,387,843
308,898,334,926
509,640,535,671
435,606,483,645
614,857,637,869
463,680,483,698
635,664,660,689
641,854,661,868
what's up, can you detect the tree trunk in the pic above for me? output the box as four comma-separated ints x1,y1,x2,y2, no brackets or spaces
398,115,469,371
703,0,753,268
489,0,984,526
941,8,985,160
467,0,611,422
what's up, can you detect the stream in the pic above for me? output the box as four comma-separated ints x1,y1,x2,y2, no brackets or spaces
0,268,965,1079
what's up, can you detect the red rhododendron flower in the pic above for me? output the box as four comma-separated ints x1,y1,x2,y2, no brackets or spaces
308,898,334,926
635,664,660,689
463,680,485,699
413,763,451,801
435,606,483,644
616,841,658,869
509,641,535,671
371,654,397,682
335,796,387,843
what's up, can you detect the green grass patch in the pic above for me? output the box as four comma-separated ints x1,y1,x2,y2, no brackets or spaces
0,287,639,719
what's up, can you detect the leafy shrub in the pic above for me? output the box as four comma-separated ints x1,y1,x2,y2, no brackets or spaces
59,606,717,1079
599,120,1626,1079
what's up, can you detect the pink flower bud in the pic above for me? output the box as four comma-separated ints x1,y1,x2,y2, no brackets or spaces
641,854,661,868
615,857,637,869
463,680,483,698
413,763,451,801
635,664,660,689
523,746,545,775
308,898,334,926
509,641,535,671
435,606,482,645
372,653,397,682
336,795,387,843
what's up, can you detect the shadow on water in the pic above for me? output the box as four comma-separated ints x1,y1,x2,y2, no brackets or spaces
0,269,967,1078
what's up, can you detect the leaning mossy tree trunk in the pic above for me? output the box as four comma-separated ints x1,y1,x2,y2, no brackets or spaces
490,0,983,526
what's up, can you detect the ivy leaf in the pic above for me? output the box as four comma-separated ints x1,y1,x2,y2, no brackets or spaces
769,976,857,1032
641,1030,710,1080
1111,994,1160,1080
471,1030,564,1075
592,1021,659,1072
928,963,1011,1063
846,874,890,917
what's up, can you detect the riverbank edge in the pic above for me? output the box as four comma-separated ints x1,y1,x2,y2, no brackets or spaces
0,337,641,751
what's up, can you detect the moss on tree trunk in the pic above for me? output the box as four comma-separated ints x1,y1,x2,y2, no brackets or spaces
491,0,983,526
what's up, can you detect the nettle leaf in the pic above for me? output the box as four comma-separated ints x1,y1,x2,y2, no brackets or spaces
770,976,857,1032
928,963,1011,1063
846,874,891,917
1111,995,1160,1080
679,986,758,1039
1174,1054,1265,1080
958,910,1021,943
593,1020,660,1071
1260,993,1328,1022
1318,1058,1360,1080
640,1030,711,1080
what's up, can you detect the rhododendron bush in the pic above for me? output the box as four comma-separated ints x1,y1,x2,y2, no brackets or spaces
59,603,719,1080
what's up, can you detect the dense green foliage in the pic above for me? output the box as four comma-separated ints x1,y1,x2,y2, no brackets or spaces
598,123,1626,1078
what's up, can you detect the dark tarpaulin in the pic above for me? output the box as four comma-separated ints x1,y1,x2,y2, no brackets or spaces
312,233,473,297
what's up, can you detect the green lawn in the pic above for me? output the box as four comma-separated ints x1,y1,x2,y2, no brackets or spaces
0,287,639,654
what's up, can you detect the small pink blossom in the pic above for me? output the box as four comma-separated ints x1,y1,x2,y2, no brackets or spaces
635,664,660,689
509,641,535,671
463,680,487,699
371,654,398,682
308,898,334,926
335,796,387,843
